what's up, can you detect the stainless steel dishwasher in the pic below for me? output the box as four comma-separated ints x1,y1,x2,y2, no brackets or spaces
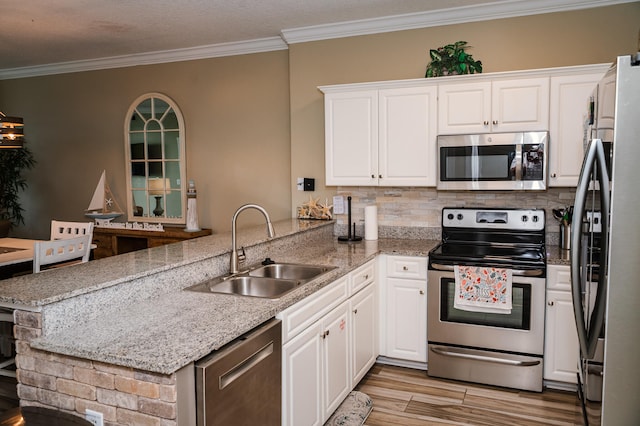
195,318,281,426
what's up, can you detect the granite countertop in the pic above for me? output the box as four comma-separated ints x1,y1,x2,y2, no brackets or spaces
26,226,439,375
7,217,568,376
546,245,571,265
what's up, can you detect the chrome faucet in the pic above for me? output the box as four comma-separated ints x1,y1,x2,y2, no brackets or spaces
230,204,275,274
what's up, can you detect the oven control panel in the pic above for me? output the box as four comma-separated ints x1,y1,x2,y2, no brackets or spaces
442,208,545,231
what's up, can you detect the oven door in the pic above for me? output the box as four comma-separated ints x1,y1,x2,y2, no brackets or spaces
427,266,546,391
427,267,545,356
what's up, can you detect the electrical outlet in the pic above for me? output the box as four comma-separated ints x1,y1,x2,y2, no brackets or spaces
85,409,104,426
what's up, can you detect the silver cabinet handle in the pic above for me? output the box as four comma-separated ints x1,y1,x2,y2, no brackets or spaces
353,309,358,314
493,120,498,125
419,290,424,295
548,301,555,306
379,174,382,179
483,121,489,126
402,266,408,271
371,174,375,178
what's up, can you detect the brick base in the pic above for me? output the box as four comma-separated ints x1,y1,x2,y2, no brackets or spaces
14,310,179,426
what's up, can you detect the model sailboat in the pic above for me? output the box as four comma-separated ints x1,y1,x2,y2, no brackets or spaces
85,170,124,219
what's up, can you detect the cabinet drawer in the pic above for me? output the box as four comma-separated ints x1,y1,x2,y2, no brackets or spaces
277,276,349,344
350,260,375,295
547,264,571,291
386,256,427,279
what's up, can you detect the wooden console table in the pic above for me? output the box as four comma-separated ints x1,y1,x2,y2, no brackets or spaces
92,226,212,259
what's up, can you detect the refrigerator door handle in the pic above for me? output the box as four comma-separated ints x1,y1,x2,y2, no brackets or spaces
571,138,610,360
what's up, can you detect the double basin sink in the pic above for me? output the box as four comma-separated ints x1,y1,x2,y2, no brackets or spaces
186,262,337,299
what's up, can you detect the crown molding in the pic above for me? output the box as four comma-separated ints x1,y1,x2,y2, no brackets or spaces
0,37,288,80
0,0,632,80
281,0,635,44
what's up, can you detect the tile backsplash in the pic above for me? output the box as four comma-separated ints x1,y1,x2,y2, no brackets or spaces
334,186,575,244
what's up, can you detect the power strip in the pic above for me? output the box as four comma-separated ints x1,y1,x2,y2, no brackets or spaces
85,409,104,426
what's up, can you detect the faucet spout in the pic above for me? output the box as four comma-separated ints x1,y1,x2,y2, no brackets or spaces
230,204,275,274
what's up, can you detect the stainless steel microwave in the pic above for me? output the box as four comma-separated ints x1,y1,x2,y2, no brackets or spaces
437,131,548,190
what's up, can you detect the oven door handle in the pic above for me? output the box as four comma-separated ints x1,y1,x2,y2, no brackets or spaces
430,346,541,367
429,263,544,277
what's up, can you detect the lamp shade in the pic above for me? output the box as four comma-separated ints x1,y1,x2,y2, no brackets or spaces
148,178,171,195
0,113,24,148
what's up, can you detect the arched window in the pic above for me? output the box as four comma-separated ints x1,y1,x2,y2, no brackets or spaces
124,93,186,224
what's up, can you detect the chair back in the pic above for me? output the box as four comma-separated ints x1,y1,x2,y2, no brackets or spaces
33,235,92,273
50,220,94,240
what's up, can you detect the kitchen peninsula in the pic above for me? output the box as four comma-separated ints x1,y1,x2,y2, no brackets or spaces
0,219,437,424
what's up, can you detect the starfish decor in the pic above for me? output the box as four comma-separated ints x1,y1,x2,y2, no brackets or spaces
297,196,333,220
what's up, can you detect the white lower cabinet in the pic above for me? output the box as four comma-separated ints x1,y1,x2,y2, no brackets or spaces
350,283,377,386
544,264,579,384
279,260,377,426
379,255,427,363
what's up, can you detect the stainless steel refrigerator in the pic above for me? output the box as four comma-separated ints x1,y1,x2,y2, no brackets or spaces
570,54,640,425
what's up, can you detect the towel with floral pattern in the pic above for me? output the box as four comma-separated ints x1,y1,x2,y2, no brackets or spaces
454,265,512,314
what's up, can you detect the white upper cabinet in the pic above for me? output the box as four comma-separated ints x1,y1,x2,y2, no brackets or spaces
438,77,550,134
324,90,378,186
378,86,437,186
549,72,604,187
323,83,437,187
322,64,610,189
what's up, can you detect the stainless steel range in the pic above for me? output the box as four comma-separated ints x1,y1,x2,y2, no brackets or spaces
427,207,546,392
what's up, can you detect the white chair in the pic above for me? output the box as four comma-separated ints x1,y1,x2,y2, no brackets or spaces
50,220,94,240
33,234,92,273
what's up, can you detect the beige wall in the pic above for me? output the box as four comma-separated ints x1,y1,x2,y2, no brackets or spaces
1,3,639,239
289,2,640,215
0,50,291,238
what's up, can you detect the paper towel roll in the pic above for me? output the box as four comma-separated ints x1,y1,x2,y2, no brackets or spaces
364,205,378,241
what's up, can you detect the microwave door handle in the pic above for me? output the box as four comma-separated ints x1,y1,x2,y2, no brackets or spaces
514,144,523,180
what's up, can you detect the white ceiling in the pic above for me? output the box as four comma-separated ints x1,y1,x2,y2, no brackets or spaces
0,0,632,79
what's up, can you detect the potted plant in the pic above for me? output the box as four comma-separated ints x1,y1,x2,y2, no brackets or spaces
0,146,36,236
425,41,483,78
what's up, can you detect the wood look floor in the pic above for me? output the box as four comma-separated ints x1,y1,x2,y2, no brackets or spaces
0,363,584,425
356,364,583,426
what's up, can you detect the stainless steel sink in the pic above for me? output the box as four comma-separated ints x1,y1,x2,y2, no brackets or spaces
190,276,299,299
249,263,335,281
186,262,336,299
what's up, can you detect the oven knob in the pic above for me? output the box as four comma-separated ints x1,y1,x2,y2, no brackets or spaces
457,214,463,221
521,215,528,222
447,213,454,220
532,215,539,222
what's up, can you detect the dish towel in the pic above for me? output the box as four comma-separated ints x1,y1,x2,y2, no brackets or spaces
454,265,513,314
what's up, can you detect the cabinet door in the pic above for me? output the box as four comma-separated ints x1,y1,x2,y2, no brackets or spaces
282,321,323,426
324,90,378,186
491,77,549,132
322,302,351,423
438,81,491,134
549,73,602,186
378,86,437,186
544,289,579,383
385,277,427,362
350,283,377,387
